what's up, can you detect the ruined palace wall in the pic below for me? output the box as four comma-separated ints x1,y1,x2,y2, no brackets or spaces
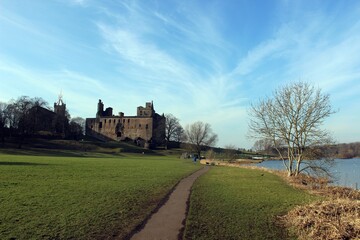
86,116,154,142
85,100,165,148
122,117,153,141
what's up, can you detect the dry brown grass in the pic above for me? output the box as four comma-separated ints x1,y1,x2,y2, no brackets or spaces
282,199,360,240
274,172,360,239
282,182,360,240
276,171,360,200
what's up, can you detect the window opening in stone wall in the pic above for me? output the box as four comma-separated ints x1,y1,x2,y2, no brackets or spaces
99,122,103,128
146,124,148,129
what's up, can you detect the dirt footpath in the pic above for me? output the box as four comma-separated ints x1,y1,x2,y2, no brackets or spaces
130,166,209,240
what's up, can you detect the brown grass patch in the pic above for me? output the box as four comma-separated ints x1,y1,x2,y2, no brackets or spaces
282,199,360,240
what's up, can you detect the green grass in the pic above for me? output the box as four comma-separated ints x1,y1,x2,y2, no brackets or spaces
0,152,201,239
184,166,320,240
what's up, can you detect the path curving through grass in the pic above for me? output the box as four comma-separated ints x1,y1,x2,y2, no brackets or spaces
131,166,209,240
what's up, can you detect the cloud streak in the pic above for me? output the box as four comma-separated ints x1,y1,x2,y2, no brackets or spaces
81,0,360,146
95,1,239,112
1,0,360,148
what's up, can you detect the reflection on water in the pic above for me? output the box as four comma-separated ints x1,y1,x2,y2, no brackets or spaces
253,158,360,189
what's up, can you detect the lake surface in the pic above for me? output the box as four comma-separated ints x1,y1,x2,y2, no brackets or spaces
252,158,360,189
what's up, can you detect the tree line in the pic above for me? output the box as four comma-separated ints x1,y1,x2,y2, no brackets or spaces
0,96,85,148
252,140,360,159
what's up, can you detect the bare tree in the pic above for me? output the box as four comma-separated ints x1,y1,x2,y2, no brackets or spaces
5,100,20,133
4,96,51,147
0,102,8,146
252,139,271,152
252,138,278,155
68,118,84,140
185,121,218,158
165,114,184,149
71,117,85,135
224,144,238,162
9,96,35,148
173,124,186,143
249,81,335,177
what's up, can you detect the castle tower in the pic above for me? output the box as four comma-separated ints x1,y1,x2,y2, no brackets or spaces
138,101,155,117
96,99,104,117
54,92,66,116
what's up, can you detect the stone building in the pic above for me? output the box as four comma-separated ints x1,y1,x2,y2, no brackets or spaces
85,100,166,148
26,96,68,136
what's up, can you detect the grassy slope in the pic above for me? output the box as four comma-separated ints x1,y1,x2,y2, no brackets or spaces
184,166,320,240
0,152,201,239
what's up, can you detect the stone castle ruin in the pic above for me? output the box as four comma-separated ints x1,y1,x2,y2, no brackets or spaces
85,100,165,148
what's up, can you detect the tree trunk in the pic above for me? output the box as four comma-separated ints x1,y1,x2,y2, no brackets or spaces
288,159,293,176
295,159,301,176
197,150,201,160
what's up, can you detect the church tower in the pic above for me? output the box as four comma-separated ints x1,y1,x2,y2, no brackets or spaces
54,92,66,116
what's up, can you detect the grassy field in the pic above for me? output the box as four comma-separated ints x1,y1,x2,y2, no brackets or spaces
184,166,320,240
0,151,201,239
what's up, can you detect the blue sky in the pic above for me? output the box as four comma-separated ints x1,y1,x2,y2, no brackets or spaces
1,0,360,149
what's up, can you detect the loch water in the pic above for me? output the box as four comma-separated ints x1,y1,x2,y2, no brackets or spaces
253,158,360,189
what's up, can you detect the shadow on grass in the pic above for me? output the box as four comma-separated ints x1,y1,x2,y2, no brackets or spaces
0,138,170,158
0,162,50,166
0,148,125,158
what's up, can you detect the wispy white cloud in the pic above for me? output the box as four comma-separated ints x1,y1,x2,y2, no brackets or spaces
230,5,360,96
232,4,360,145
1,0,360,148
0,57,110,117
64,0,88,7
98,24,193,81
0,8,52,41
231,38,285,76
93,1,358,147
93,1,255,148
73,0,87,5
95,1,239,112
